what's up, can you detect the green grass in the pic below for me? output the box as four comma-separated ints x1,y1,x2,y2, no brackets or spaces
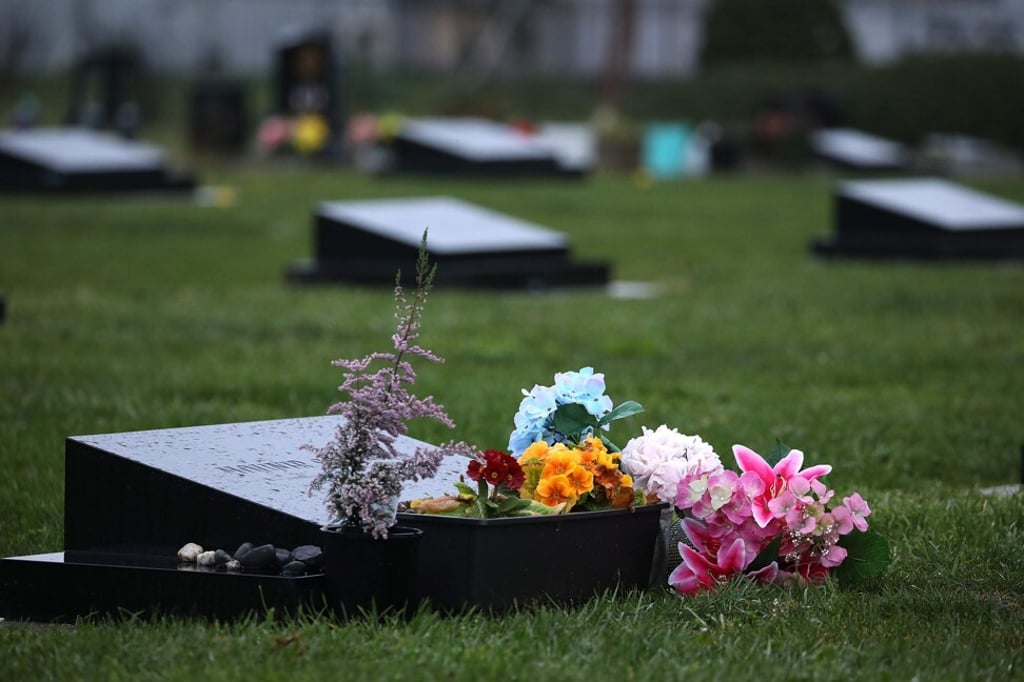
1,166,1023,680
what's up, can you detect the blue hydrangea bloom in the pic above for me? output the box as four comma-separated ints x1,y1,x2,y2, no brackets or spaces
507,367,614,456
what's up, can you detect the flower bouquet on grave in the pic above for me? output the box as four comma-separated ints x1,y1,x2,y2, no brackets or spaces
408,367,648,519
618,427,891,595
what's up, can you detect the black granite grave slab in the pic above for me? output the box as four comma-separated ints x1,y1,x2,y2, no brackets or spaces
286,196,611,288
0,416,467,621
0,552,324,622
0,128,196,194
813,177,1024,260
388,118,582,177
810,128,909,172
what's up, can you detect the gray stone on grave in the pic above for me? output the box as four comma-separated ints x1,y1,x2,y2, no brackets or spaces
810,128,909,171
62,415,470,552
812,177,1024,260
0,128,195,193
286,196,611,288
389,117,583,177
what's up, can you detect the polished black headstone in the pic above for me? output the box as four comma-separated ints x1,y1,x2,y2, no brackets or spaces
286,196,611,288
810,128,909,171
813,177,1024,260
0,128,196,194
388,118,583,177
0,416,468,621
273,27,341,152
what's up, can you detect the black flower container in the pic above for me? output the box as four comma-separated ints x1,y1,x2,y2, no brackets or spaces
397,503,667,612
320,524,423,617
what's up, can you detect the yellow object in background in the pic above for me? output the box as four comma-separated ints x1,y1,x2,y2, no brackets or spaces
292,114,329,154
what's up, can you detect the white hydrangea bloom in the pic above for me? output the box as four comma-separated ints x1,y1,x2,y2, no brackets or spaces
621,425,721,507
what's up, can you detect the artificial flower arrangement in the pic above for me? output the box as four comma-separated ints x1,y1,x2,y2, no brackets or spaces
620,429,890,595
411,364,890,595
409,366,646,519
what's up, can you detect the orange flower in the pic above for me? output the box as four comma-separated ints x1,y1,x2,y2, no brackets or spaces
566,465,595,496
541,450,578,478
535,474,576,506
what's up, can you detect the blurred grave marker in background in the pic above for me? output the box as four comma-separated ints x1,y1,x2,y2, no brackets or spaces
271,27,341,157
287,196,610,288
813,177,1024,260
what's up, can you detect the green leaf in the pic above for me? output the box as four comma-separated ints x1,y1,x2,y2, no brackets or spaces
765,439,791,467
551,402,599,440
598,400,645,425
832,531,891,586
745,535,782,574
599,435,623,454
453,481,475,497
496,496,533,515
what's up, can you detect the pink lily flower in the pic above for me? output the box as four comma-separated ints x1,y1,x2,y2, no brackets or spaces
733,444,832,528
668,536,748,596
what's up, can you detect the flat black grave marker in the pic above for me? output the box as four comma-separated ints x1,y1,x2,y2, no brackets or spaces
287,196,611,288
813,177,1024,260
810,128,909,172
0,128,196,194
0,416,467,621
388,118,583,177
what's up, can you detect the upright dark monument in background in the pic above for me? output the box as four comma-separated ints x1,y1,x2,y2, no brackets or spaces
64,45,147,138
273,28,342,156
189,52,249,155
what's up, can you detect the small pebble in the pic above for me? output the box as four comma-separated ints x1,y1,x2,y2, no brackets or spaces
239,543,276,569
292,545,323,568
234,541,254,560
214,549,233,565
197,550,217,567
281,560,308,576
225,559,241,571
177,542,203,562
275,548,293,567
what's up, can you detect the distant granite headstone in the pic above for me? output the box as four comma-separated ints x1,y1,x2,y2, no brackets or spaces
389,118,582,177
189,79,248,155
813,177,1024,260
0,128,196,193
287,196,611,288
810,128,909,171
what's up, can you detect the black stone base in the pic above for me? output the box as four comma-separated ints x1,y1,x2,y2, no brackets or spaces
811,233,1024,261
0,167,196,195
812,179,1024,262
0,551,325,623
285,257,611,290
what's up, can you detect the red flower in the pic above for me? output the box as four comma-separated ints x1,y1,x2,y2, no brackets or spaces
468,450,525,491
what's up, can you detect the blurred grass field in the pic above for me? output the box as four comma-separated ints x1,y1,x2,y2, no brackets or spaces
1,162,1023,680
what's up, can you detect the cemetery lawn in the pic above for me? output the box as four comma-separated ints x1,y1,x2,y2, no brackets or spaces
1,168,1022,681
